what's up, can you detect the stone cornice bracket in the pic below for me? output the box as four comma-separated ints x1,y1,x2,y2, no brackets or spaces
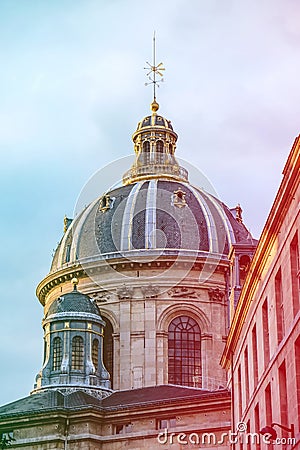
168,286,199,299
208,287,225,302
90,292,111,302
141,284,159,298
116,285,134,300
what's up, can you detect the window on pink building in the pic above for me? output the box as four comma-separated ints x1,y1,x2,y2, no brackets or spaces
275,268,284,344
244,346,249,403
295,336,300,422
262,298,270,369
278,360,288,437
246,419,251,450
265,383,272,426
238,364,242,418
254,403,261,450
252,324,258,387
290,232,300,317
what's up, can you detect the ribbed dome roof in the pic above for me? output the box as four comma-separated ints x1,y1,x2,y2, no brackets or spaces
51,179,252,272
136,114,174,131
46,289,100,317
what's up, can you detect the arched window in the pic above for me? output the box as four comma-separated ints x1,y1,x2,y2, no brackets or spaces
239,254,251,285
156,140,164,163
71,336,84,370
103,319,114,388
92,338,99,370
168,316,201,387
143,141,150,164
156,140,164,152
52,337,62,371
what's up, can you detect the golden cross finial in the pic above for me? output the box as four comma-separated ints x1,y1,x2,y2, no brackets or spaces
144,32,165,111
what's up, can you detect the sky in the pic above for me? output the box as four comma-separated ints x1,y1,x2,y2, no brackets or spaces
0,0,300,406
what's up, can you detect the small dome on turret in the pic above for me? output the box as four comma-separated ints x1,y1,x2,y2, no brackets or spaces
46,285,100,318
34,280,111,394
133,101,176,136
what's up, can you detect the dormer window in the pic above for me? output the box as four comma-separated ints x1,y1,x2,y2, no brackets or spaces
172,188,187,208
99,195,115,212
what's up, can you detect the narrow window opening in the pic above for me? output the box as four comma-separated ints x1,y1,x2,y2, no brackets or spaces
295,336,300,423
278,360,288,438
143,141,150,164
237,364,242,418
252,324,258,386
262,298,270,368
155,140,164,164
103,319,114,388
92,338,99,371
52,337,62,371
244,346,249,404
290,232,300,317
71,336,84,370
275,268,284,344
265,383,272,425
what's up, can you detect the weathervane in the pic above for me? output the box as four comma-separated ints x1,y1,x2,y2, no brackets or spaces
144,32,165,108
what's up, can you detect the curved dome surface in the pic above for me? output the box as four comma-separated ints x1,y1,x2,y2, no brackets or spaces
46,289,100,317
51,179,251,272
136,114,174,132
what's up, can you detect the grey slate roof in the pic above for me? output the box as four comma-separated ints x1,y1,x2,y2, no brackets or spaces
46,290,100,318
0,386,230,419
51,180,254,272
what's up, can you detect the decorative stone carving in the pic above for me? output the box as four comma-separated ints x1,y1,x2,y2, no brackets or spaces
99,195,115,212
116,286,134,299
168,286,199,298
172,188,187,208
208,287,225,302
141,284,159,298
90,292,111,302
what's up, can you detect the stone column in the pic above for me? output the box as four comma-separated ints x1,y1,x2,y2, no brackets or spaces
144,298,156,386
119,299,131,390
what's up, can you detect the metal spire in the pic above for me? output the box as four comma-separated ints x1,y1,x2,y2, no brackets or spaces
144,32,165,111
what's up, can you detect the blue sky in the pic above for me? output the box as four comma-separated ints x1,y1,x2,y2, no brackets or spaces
1,0,300,405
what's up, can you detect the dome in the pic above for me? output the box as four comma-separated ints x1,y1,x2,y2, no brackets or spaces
50,179,251,272
135,113,175,132
49,103,254,274
46,286,100,318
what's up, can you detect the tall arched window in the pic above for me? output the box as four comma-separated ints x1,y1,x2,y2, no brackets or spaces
168,316,201,387
92,338,99,371
52,337,62,371
71,336,84,370
103,319,114,388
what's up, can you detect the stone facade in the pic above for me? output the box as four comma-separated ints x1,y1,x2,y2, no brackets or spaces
222,135,300,448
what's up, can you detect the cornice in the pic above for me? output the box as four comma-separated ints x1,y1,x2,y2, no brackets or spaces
37,254,229,305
